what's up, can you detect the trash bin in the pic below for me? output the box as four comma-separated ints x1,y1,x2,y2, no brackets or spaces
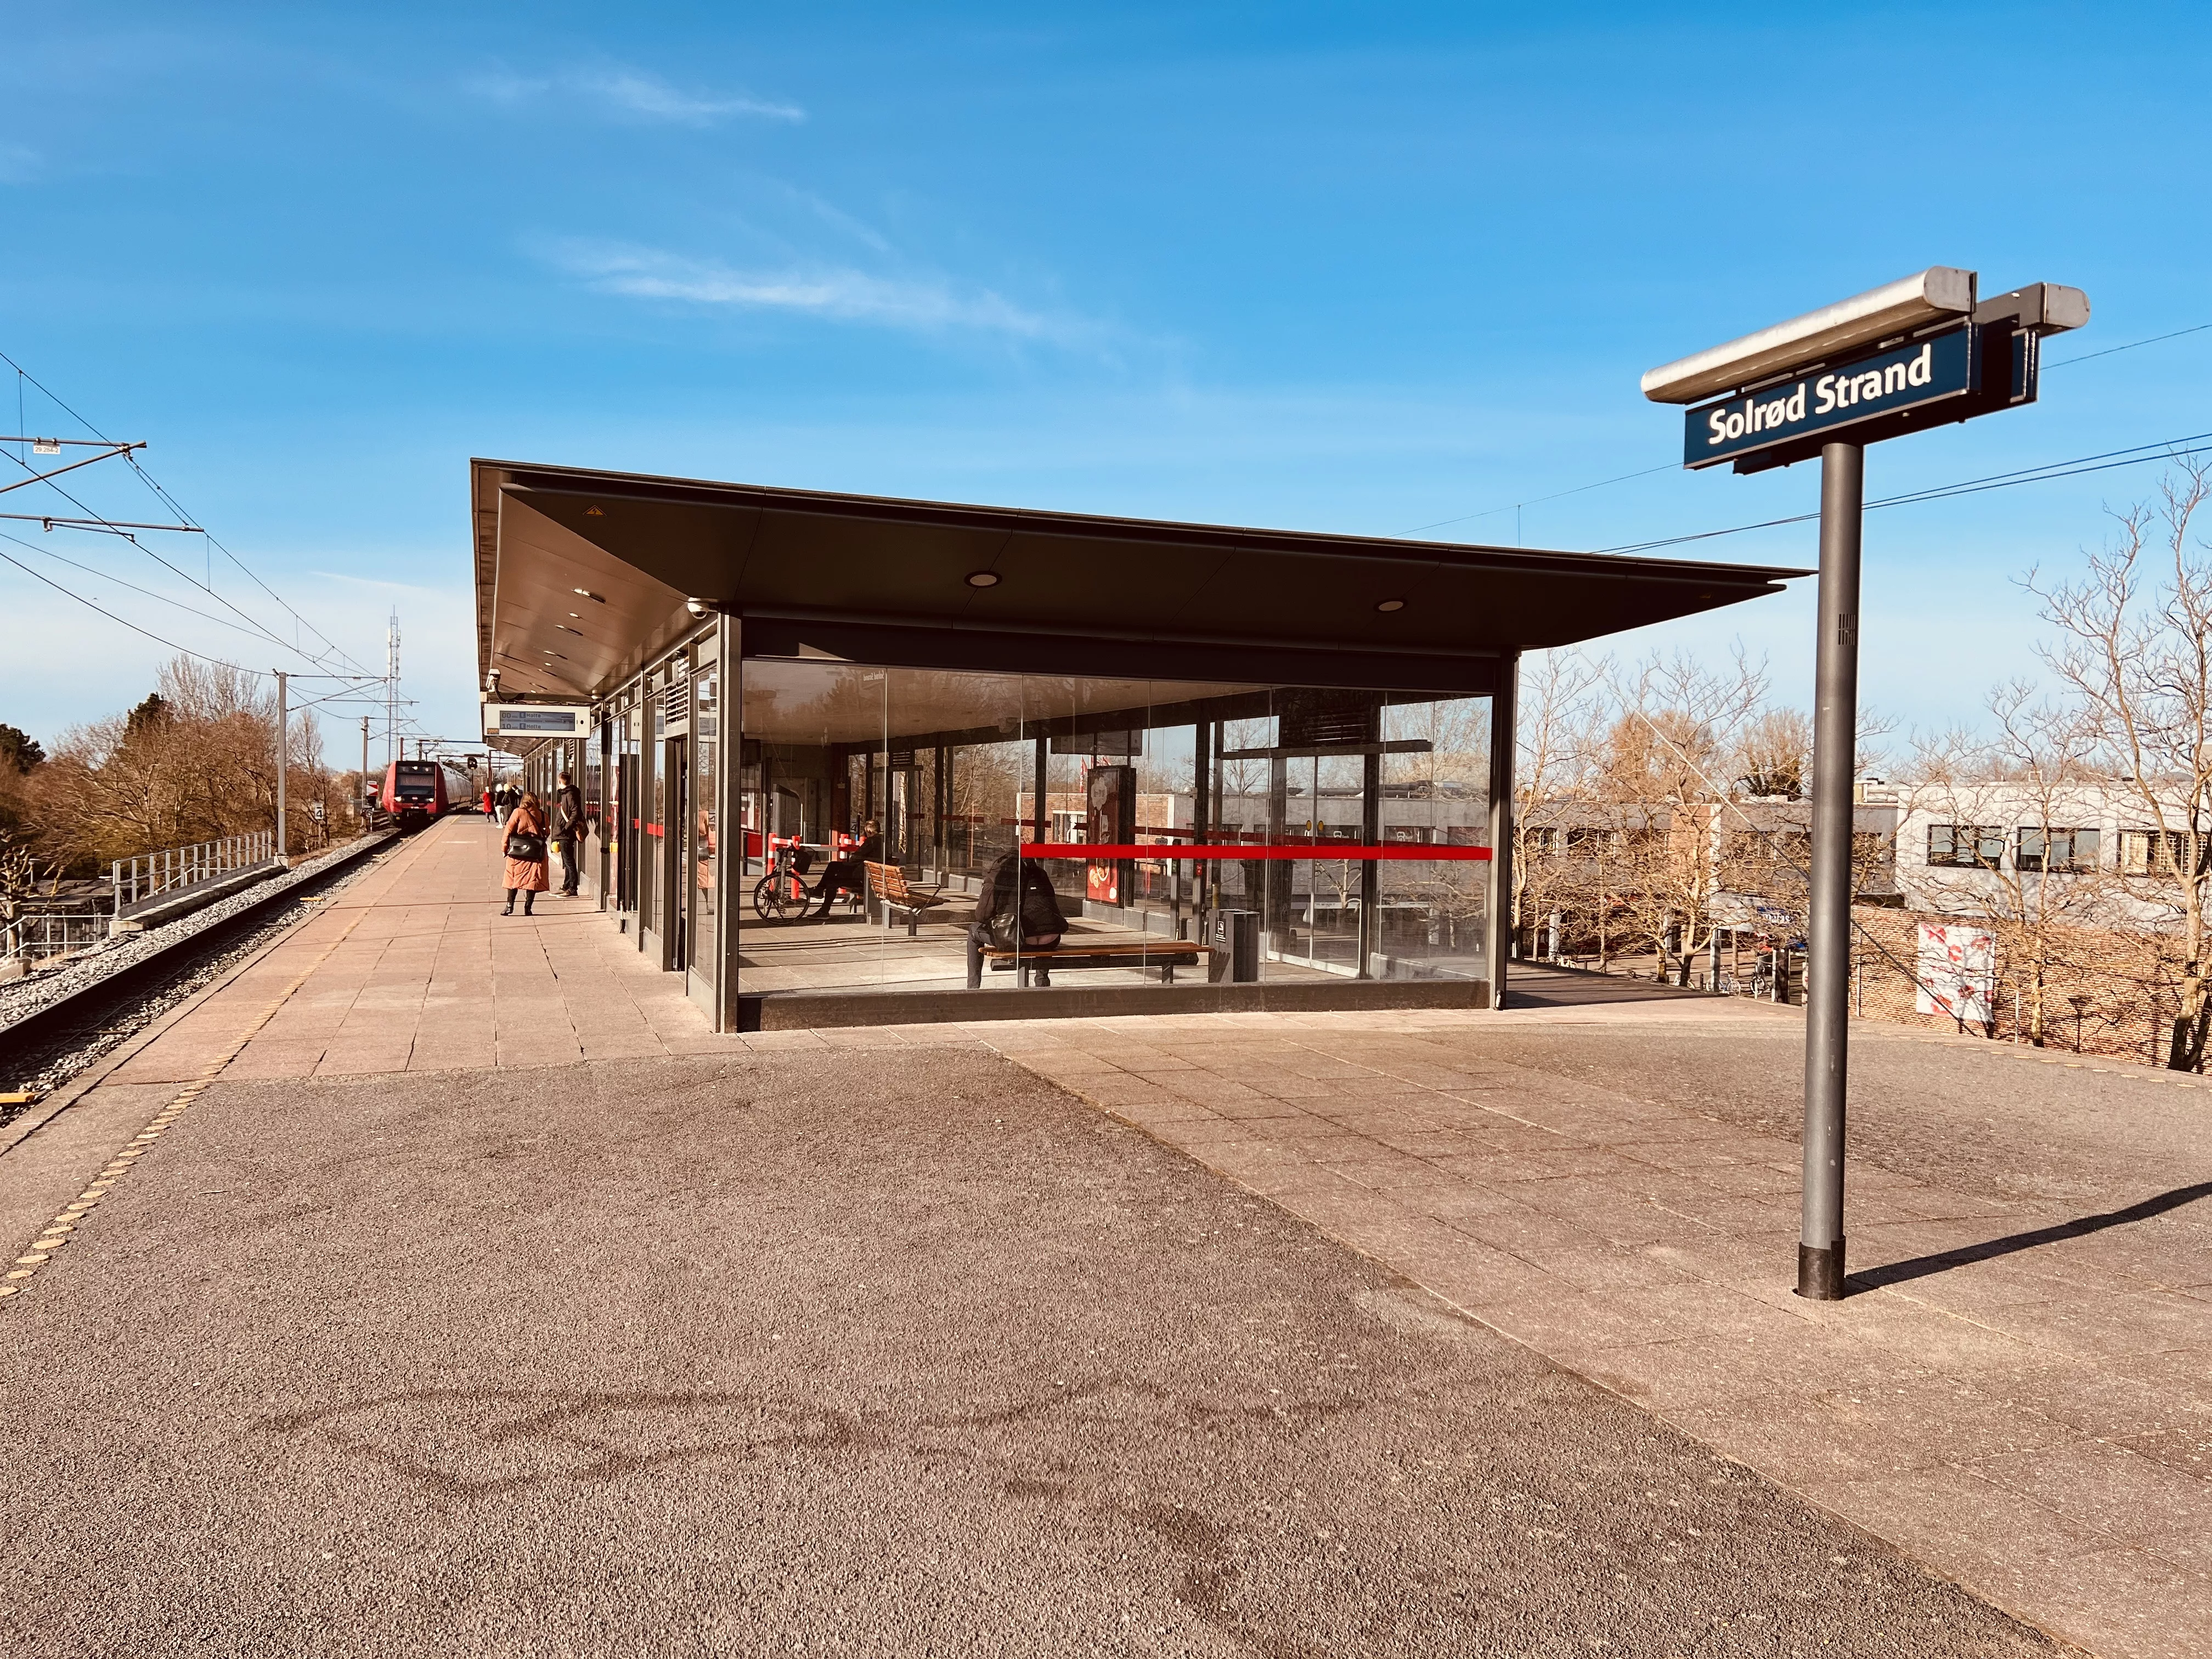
1208,909,1260,984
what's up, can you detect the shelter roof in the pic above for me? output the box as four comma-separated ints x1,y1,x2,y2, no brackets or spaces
472,459,1805,703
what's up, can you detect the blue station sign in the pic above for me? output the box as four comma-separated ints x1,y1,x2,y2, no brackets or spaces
1683,325,1976,470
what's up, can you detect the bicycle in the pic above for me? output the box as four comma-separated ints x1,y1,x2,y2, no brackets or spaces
751,839,814,922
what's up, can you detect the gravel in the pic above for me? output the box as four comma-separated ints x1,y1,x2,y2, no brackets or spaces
0,832,396,1117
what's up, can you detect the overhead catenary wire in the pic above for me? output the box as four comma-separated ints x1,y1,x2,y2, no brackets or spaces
0,543,262,676
1594,431,2212,556
2045,321,2212,370
2,532,388,736
0,528,333,645
0,445,356,673
0,348,378,679
1401,464,1679,538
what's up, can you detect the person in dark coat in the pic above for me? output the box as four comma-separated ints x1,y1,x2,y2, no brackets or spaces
972,849,1066,984
552,771,587,896
810,820,883,917
501,791,551,916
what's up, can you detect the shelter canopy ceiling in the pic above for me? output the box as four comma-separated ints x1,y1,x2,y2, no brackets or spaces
473,459,1804,704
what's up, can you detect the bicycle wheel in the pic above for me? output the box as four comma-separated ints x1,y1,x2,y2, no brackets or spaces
752,875,803,922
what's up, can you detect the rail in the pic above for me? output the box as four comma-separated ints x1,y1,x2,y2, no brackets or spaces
110,832,276,919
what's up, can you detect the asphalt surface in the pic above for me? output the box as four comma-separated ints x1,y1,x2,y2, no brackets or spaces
1449,1012,2212,1219
0,1047,2061,1657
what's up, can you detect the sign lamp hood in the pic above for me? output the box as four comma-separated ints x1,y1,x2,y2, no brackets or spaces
1642,268,1982,405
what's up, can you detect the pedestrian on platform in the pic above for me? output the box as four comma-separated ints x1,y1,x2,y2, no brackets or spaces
501,791,551,916
552,770,586,896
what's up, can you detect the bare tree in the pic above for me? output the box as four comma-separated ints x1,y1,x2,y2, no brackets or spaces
1733,708,1812,799
1594,650,1768,983
2030,460,2212,1069
0,827,52,963
1511,650,1608,955
1905,684,2114,1045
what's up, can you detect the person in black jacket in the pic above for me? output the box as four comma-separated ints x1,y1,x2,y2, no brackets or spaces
972,849,1066,985
810,820,883,917
552,771,587,896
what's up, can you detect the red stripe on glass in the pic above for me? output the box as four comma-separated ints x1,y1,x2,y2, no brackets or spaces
1017,842,1491,862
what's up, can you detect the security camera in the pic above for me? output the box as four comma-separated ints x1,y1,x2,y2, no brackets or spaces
686,596,711,619
485,668,501,694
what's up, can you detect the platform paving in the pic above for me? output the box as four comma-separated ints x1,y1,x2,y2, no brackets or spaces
4,811,2206,1655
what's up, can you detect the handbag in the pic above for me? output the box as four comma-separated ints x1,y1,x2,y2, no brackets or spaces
505,825,547,862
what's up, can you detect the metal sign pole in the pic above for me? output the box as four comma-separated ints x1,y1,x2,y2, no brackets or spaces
1799,440,1862,1300
274,671,289,862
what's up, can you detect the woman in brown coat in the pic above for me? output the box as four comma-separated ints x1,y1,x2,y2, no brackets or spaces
501,791,551,916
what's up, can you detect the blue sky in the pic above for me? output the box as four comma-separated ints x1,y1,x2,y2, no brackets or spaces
3,2,2207,760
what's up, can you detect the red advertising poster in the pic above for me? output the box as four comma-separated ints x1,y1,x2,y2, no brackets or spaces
1086,764,1135,904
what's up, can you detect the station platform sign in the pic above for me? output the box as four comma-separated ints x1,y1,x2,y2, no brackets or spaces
1684,319,2038,472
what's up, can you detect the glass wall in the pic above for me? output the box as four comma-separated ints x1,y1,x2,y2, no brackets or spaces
586,720,608,902
617,705,641,916
690,654,719,1002
733,658,1493,1004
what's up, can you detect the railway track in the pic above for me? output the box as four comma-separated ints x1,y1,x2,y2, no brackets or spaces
0,831,398,1125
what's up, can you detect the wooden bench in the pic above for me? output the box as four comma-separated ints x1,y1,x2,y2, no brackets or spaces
964,933,1212,988
865,861,954,935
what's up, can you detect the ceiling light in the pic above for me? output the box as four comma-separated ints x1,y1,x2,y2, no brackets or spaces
966,571,1001,588
1376,599,1406,613
568,612,582,619
574,589,604,602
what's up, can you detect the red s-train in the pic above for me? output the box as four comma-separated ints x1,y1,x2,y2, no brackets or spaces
379,759,476,828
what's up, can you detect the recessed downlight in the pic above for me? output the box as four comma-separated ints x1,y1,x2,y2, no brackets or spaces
966,571,1001,588
1376,598,1406,613
574,588,605,602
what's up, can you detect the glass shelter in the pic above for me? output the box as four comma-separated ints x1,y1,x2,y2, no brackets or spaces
477,461,1799,1030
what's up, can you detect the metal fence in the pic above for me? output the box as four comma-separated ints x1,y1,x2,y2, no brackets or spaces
110,832,275,917
2,907,110,965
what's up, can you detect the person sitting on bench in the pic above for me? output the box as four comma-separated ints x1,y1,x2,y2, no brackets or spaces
971,848,1066,985
811,820,883,916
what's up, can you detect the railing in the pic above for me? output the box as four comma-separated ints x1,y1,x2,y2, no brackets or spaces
2,907,109,965
110,832,275,919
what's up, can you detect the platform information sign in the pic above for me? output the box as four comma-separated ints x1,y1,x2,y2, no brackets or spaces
1683,324,1973,469
483,703,590,738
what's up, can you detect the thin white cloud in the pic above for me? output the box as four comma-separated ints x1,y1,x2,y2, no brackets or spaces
463,64,802,127
551,241,1085,344
586,69,801,125
0,144,40,184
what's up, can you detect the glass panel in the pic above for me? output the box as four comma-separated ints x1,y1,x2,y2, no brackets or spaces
1373,695,1490,980
691,664,719,993
732,660,1491,1004
586,723,607,899
618,706,641,913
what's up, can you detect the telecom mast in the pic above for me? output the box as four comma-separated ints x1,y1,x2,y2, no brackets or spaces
385,610,400,770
